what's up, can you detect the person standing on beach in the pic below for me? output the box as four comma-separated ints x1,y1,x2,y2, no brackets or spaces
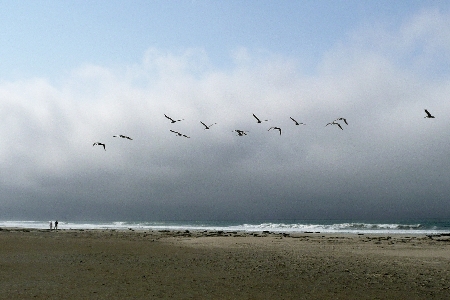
49,221,53,230
54,220,58,230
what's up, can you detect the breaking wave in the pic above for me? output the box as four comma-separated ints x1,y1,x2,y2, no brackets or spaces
0,219,449,234
239,222,428,233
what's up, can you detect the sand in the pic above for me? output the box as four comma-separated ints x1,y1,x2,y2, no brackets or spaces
0,228,449,299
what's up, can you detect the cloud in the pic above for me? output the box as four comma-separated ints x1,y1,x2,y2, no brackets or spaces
2,9,450,221
339,8,450,78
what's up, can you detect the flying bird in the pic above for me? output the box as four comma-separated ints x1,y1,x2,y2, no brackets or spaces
424,109,435,118
200,121,217,129
268,127,282,135
164,114,184,123
326,122,343,130
252,114,268,123
93,142,106,150
290,117,305,126
170,130,190,138
113,135,133,140
233,130,248,136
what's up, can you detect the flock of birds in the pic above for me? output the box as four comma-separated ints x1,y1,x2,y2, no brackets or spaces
92,109,435,150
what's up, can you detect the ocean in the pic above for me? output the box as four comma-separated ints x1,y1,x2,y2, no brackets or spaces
1,219,449,234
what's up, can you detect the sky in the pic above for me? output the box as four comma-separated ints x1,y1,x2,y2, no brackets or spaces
1,1,450,222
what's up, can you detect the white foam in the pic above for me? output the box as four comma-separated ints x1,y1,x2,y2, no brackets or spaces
0,220,448,235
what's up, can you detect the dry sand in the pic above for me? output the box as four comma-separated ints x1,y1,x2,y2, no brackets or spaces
0,228,449,299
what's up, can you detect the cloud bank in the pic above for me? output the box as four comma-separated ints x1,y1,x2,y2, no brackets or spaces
1,9,450,221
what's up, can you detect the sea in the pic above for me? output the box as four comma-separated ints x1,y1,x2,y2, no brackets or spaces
1,219,449,235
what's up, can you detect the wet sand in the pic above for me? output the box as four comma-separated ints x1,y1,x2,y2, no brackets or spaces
0,228,449,299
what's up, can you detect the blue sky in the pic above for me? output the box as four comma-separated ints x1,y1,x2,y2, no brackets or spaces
1,1,450,221
2,1,443,79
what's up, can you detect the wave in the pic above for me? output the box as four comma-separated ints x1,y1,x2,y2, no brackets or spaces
240,222,426,232
0,220,448,234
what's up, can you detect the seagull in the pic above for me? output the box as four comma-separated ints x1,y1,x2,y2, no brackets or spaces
93,142,106,150
335,117,348,125
290,117,305,126
170,129,190,138
268,127,282,135
424,109,435,118
233,129,248,136
113,135,133,140
326,122,343,130
252,114,269,123
164,114,184,123
200,121,217,129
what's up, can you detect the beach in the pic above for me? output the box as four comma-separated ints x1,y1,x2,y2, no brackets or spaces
0,228,449,299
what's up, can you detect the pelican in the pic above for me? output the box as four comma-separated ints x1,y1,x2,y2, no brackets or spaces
252,114,268,123
113,135,133,140
424,109,435,118
233,129,248,136
93,142,106,150
164,114,184,123
170,129,190,138
326,122,343,130
200,121,217,129
290,117,305,125
268,127,282,135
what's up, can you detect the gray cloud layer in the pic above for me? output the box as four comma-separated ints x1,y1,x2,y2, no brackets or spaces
1,10,450,221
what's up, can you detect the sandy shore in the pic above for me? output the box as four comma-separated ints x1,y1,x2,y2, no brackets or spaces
0,228,449,299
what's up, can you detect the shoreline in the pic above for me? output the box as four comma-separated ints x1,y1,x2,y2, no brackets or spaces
2,226,450,237
2,219,449,236
1,228,449,299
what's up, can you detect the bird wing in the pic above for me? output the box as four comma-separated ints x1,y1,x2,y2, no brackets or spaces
200,121,207,128
164,114,174,121
335,118,348,125
253,114,261,122
425,109,432,117
93,143,105,150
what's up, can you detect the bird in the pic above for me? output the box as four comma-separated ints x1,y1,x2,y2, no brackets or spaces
233,129,248,136
326,122,343,130
268,127,282,135
424,109,435,118
200,121,217,129
164,114,184,123
113,135,133,140
93,142,106,150
252,114,268,123
290,117,305,125
170,130,190,138
335,117,348,125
